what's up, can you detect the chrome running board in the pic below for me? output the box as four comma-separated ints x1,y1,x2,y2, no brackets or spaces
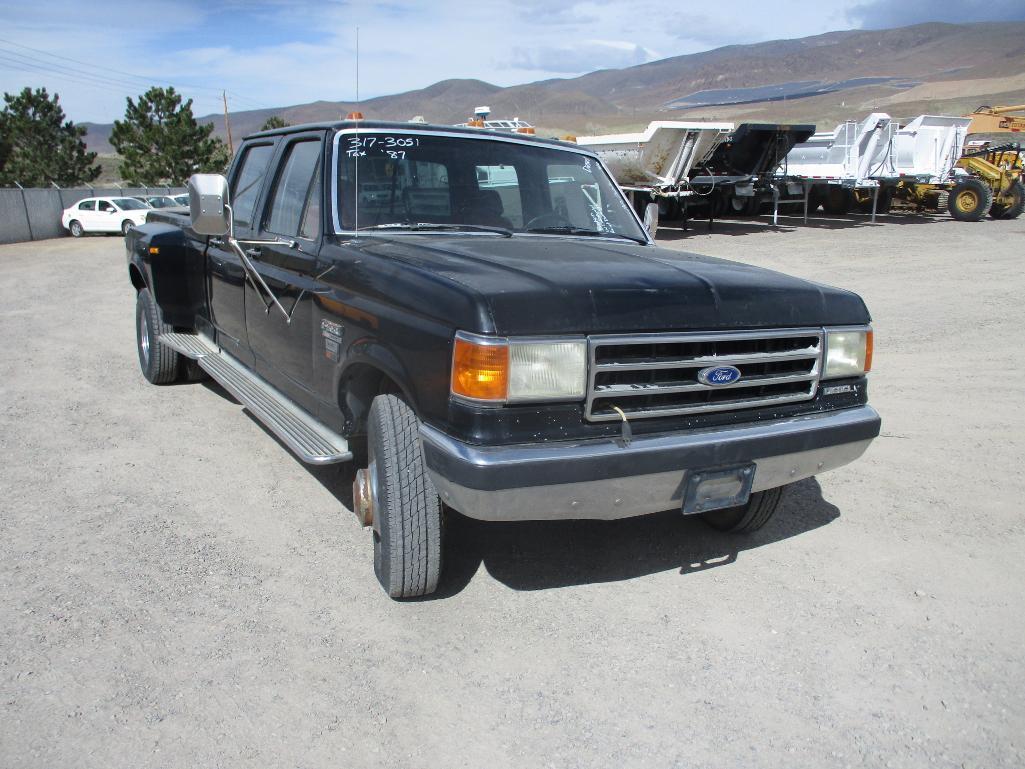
157,333,351,465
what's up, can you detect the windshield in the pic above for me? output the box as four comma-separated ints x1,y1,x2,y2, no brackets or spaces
113,198,148,210
333,131,646,241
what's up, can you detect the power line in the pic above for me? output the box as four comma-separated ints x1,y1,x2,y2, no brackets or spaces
0,36,270,110
0,53,147,98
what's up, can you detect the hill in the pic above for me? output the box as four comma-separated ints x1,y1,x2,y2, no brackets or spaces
82,21,1025,154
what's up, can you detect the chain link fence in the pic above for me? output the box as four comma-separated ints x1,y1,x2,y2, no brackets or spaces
0,185,186,245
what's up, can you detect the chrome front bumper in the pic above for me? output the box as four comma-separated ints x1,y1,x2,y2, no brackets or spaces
420,406,880,521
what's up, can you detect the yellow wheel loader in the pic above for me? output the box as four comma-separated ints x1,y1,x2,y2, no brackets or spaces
949,143,1024,221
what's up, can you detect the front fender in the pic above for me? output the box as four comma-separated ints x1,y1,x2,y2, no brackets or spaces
128,222,206,328
335,340,420,427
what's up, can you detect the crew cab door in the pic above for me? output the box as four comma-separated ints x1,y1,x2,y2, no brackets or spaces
208,140,276,360
244,133,325,411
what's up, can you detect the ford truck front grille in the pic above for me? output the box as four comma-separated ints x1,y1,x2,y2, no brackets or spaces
585,329,823,421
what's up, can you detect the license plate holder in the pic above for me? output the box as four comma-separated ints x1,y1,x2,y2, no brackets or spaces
682,464,755,515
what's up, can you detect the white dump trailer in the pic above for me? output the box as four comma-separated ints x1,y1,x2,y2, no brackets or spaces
577,121,734,192
581,121,816,230
777,113,971,220
782,113,896,184
882,115,971,183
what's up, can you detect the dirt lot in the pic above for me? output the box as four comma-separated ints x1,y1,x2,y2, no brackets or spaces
2,211,1023,768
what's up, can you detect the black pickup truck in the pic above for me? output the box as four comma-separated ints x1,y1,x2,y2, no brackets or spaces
126,119,880,598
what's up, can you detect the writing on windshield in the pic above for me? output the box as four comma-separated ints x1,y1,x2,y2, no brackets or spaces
334,132,644,241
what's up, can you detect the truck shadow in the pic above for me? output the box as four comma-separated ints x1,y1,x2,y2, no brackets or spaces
202,384,840,599
433,476,838,596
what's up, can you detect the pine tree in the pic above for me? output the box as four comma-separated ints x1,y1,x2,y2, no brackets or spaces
0,87,100,186
260,116,289,131
110,87,230,185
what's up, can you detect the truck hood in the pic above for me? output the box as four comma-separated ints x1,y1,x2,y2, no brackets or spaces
349,234,870,335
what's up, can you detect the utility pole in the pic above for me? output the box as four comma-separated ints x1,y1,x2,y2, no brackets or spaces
223,90,234,155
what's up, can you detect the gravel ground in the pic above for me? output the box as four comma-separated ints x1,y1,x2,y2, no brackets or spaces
1,210,1023,768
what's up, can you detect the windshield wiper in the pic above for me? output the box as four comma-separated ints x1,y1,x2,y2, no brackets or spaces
358,222,512,237
525,226,646,244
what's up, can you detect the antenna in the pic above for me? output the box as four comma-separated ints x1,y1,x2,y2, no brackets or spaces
354,26,359,239
223,90,234,155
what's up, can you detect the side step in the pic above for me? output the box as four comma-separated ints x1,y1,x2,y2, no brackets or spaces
157,333,352,465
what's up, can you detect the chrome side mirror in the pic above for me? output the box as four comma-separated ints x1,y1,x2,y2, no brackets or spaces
188,174,231,236
642,202,659,239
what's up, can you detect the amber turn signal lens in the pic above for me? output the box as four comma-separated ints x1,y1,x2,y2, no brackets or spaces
864,329,874,373
452,336,509,402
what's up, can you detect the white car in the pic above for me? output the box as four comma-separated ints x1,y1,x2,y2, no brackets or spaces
61,196,152,237
170,193,190,206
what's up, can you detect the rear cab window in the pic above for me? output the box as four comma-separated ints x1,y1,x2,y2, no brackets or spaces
231,142,276,230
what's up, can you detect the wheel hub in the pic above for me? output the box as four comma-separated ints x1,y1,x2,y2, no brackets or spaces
353,461,377,528
957,190,978,210
138,310,150,367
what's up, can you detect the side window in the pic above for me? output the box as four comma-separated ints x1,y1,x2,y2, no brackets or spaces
265,139,321,238
231,143,274,230
79,200,95,211
98,200,114,212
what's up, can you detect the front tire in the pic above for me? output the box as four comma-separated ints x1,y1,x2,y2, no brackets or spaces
990,179,1025,220
948,178,993,222
701,486,785,533
69,220,83,237
135,288,180,384
367,395,442,598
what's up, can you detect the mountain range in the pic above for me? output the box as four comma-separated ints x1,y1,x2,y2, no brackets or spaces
83,21,1025,155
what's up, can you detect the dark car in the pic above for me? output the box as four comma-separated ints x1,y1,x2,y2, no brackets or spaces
126,120,880,598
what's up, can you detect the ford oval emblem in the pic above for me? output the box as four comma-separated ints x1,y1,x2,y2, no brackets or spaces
697,365,742,386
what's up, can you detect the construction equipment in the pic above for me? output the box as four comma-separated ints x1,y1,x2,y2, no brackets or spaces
964,105,1025,135
456,106,536,134
948,142,1024,221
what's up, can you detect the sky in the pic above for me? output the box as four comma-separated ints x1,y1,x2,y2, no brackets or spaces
1,0,1024,124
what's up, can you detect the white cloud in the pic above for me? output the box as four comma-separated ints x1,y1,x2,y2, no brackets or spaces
2,0,1010,124
509,40,655,74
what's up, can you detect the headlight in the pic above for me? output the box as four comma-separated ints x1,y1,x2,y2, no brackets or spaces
451,332,586,403
824,327,873,379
